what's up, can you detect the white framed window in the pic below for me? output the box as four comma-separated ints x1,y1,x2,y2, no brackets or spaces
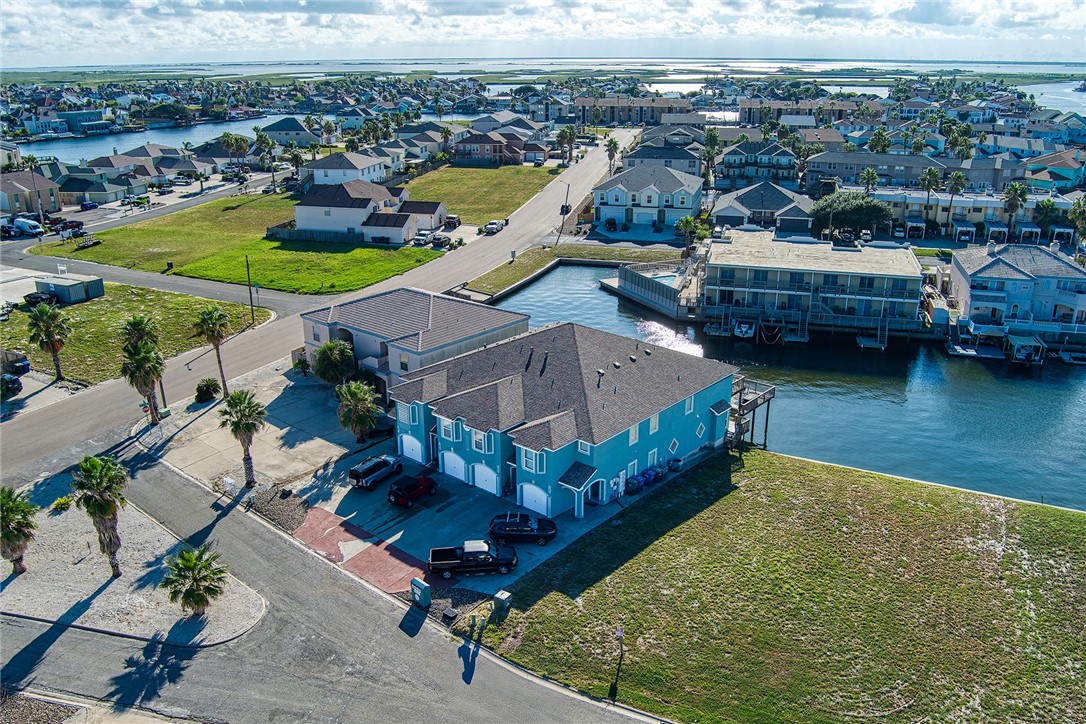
399,353,409,372
669,439,679,454
522,448,544,473
440,418,460,441
649,413,659,434
311,325,321,342
409,404,419,425
696,423,706,438
472,429,490,453
647,448,657,467
578,440,590,454
685,396,694,414
626,460,637,478
629,424,639,445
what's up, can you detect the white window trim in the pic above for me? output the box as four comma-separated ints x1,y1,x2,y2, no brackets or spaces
696,423,706,438
578,440,590,454
439,418,460,442
685,396,694,414
647,448,657,468
472,429,492,454
669,438,679,454
522,448,545,473
409,404,419,425
649,413,659,434
629,424,639,445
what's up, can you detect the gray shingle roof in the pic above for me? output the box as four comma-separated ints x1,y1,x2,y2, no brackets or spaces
558,461,598,489
262,116,311,132
302,288,529,354
712,182,812,217
956,244,1086,280
297,180,393,208
304,152,384,170
626,144,700,161
390,323,736,452
594,166,702,195
397,200,444,214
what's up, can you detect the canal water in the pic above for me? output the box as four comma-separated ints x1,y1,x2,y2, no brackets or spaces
497,264,1086,510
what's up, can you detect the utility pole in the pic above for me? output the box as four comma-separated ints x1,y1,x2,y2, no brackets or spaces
245,255,255,324
555,181,570,246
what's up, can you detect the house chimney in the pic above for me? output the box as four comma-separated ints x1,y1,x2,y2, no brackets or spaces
986,241,996,254
1049,241,1060,253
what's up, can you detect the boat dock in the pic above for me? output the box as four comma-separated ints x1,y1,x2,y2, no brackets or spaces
945,342,1007,359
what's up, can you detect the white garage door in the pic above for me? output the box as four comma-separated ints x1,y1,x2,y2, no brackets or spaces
472,464,499,496
400,435,424,463
634,212,654,225
442,452,466,481
520,483,549,516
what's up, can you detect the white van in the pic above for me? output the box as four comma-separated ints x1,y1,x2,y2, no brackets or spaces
13,218,45,237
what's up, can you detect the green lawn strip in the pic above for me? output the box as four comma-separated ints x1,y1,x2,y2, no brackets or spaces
401,166,557,225
0,283,269,385
466,245,682,296
473,450,1086,723
912,248,953,258
174,239,441,294
31,193,298,272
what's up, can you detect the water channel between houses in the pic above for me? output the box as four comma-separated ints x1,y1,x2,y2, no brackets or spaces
497,264,1086,511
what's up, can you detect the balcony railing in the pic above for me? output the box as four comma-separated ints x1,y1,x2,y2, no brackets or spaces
816,285,918,300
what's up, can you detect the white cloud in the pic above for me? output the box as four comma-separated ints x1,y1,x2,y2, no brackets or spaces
0,0,1083,67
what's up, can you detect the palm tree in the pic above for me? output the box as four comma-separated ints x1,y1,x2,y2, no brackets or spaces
1003,182,1029,241
27,303,72,381
308,141,320,161
313,340,355,386
120,314,159,355
321,120,336,147
22,154,44,226
944,171,968,228
606,137,619,175
193,305,232,397
1068,196,1086,241
859,167,879,194
218,390,267,487
435,101,445,122
344,136,360,153
1032,198,1060,236
336,381,381,443
302,114,317,132
288,149,305,174
219,132,235,167
1,486,39,575
919,167,942,224
71,455,129,578
121,340,165,425
590,106,603,135
676,215,699,257
160,544,228,617
867,127,891,154
439,125,453,153
194,171,209,193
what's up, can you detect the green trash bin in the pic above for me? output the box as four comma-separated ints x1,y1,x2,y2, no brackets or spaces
410,577,431,608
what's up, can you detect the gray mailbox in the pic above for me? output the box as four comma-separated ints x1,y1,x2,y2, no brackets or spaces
410,577,431,608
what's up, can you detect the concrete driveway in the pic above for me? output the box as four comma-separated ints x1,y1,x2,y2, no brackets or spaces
0,372,74,422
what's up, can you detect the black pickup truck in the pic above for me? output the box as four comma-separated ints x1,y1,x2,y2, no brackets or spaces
428,540,518,579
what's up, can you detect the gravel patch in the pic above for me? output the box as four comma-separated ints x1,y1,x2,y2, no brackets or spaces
0,693,80,724
0,475,265,647
393,587,491,626
249,485,309,533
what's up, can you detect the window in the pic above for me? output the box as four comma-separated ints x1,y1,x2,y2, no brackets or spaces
578,440,590,454
409,404,418,425
669,438,679,454
311,325,321,342
440,418,454,440
631,194,638,204
523,448,544,473
322,170,329,178
685,396,694,414
645,196,653,205
626,460,637,478
472,430,491,453
647,448,657,467
678,196,686,206
649,413,659,434
629,424,639,445
696,423,706,438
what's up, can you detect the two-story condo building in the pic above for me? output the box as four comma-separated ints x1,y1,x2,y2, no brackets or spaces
949,243,1086,341
261,116,321,147
389,323,736,519
622,143,702,176
301,288,529,397
711,182,813,233
574,96,693,126
593,166,703,229
714,142,799,191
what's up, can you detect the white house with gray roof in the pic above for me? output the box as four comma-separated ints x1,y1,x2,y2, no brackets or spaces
593,166,703,228
949,242,1086,339
301,288,530,397
302,151,387,187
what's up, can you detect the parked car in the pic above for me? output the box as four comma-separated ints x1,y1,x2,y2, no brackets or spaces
1,225,18,239
533,159,544,167
1,373,22,399
428,540,518,579
348,454,402,490
860,230,873,242
386,475,437,507
410,231,435,245
12,218,44,237
79,201,100,211
605,218,618,232
893,225,906,239
261,185,276,194
444,214,461,229
69,229,88,238
23,291,58,308
489,512,558,546
484,219,506,234
711,225,724,239
56,220,84,231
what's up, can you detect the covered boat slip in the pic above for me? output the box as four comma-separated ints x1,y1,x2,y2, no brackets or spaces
1004,334,1046,365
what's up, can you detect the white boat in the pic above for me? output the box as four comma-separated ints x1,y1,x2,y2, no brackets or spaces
1059,350,1086,365
734,321,756,339
704,322,728,336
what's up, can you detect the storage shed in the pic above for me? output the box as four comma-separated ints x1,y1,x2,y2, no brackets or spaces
59,273,105,300
35,277,87,305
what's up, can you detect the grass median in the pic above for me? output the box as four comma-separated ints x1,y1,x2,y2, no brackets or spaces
466,244,682,296
31,193,440,294
401,165,557,225
472,449,1086,723
0,283,269,384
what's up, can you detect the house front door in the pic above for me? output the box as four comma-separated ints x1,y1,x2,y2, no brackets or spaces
625,208,633,224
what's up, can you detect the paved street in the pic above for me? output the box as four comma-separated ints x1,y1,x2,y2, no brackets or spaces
1,431,646,723
0,131,637,471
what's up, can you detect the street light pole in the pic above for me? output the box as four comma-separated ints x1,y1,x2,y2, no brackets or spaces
555,181,570,246
245,254,255,325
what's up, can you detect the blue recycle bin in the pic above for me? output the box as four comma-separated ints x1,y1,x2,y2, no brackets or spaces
410,577,431,608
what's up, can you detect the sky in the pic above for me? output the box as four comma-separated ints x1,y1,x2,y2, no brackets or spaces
2,0,1084,69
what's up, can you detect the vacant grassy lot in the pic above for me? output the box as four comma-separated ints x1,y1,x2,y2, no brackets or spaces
31,194,440,294
0,283,269,384
402,165,556,225
467,244,682,296
474,450,1086,723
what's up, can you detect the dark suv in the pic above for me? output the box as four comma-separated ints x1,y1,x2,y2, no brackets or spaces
387,475,437,507
489,512,558,546
348,454,402,490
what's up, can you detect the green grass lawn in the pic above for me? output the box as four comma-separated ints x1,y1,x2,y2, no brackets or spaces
402,165,557,225
912,248,954,258
473,450,1086,723
466,245,682,296
0,283,269,385
31,194,440,294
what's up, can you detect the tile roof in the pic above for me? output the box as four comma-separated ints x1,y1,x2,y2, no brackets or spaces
594,166,702,195
390,323,736,452
297,180,393,208
302,288,529,355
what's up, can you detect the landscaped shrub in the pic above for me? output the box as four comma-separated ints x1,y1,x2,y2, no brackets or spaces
195,377,222,403
292,357,310,377
51,495,73,512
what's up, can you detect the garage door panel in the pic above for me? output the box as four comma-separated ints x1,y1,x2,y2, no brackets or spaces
400,435,424,463
521,483,549,516
442,452,465,481
472,464,499,495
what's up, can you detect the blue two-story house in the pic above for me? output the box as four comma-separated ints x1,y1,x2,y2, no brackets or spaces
389,323,736,519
